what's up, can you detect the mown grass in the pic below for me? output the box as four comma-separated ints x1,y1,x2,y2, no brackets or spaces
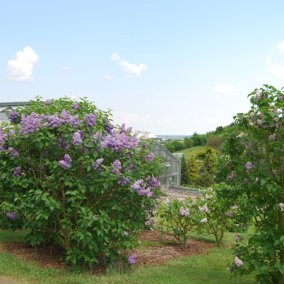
175,146,210,160
0,229,255,284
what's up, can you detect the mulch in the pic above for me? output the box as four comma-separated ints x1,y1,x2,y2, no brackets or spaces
0,230,215,271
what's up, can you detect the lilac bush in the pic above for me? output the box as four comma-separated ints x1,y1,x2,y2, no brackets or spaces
0,97,162,268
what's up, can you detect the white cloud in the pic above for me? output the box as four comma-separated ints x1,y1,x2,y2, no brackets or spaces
266,57,272,64
111,52,147,76
277,40,284,53
7,46,39,81
213,84,237,94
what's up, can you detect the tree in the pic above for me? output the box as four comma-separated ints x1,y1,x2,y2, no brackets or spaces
222,85,284,283
180,155,189,185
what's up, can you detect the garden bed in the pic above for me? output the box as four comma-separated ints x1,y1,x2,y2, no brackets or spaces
0,230,214,272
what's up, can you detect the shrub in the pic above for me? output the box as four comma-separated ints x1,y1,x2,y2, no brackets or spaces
195,184,247,247
157,198,197,247
222,85,284,283
0,97,162,268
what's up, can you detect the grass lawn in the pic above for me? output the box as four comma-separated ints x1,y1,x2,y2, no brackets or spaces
175,146,211,160
0,230,255,284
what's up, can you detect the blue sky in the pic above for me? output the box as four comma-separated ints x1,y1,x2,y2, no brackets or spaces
1,1,284,135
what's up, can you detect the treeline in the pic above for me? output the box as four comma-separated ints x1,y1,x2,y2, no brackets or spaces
164,126,225,152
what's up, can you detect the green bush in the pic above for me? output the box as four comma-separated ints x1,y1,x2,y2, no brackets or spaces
0,98,162,268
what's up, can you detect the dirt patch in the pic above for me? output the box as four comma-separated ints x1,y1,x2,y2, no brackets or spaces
1,230,214,271
135,230,214,265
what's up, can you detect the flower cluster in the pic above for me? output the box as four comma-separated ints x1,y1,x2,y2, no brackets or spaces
146,152,155,162
131,179,153,197
0,128,7,146
198,204,209,212
6,212,17,220
84,114,97,127
8,111,19,123
8,147,19,157
59,154,72,170
112,159,122,175
93,158,104,170
128,254,137,265
13,166,21,177
101,128,138,151
179,207,190,216
245,162,253,171
20,112,42,134
72,131,83,145
234,256,243,267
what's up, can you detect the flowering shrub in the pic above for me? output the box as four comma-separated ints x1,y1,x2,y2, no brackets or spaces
195,184,247,247
221,85,284,283
0,97,162,267
157,198,197,247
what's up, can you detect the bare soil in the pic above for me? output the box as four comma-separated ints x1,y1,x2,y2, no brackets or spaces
0,230,214,271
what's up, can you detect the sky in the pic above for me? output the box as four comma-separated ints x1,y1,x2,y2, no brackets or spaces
1,1,284,135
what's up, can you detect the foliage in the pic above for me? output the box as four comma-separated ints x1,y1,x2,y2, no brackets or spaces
164,140,185,152
157,198,197,247
180,155,189,185
191,132,207,146
195,184,248,247
0,97,162,268
221,85,284,283
187,156,200,185
206,134,223,149
196,148,217,187
184,137,193,148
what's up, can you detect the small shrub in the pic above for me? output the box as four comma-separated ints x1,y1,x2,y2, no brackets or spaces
157,198,197,247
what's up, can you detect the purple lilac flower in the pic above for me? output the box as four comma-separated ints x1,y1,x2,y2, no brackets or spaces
20,112,42,134
137,187,152,197
128,254,137,265
13,166,21,177
112,159,122,175
101,130,138,151
131,179,144,190
46,115,64,128
148,177,160,188
118,177,131,186
0,129,7,146
245,162,253,171
8,111,19,123
6,212,17,220
59,160,71,170
64,154,72,164
93,158,104,170
71,102,80,109
146,152,155,162
72,131,83,145
45,99,51,105
179,207,190,217
85,114,97,127
8,147,19,157
8,130,15,136
59,154,72,169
